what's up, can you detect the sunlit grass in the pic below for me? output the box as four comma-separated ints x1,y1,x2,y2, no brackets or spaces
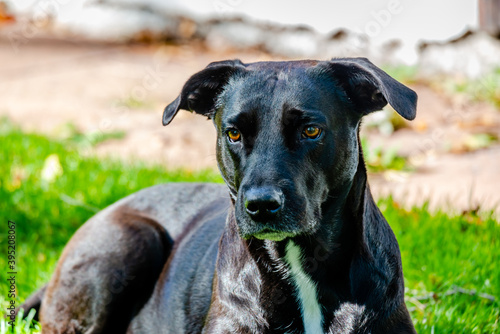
0,119,498,333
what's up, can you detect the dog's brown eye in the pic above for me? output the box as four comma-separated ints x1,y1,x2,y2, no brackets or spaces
227,129,241,142
302,126,321,139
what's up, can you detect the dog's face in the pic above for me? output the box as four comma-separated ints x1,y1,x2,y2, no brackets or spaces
163,58,417,241
213,62,363,240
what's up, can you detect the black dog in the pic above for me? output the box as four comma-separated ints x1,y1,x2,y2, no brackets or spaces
21,58,417,333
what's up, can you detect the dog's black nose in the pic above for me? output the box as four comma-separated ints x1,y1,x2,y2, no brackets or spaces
244,187,283,220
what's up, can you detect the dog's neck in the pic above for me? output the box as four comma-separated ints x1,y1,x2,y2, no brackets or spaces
207,151,372,333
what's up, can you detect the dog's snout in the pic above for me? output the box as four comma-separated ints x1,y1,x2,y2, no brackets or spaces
244,187,283,220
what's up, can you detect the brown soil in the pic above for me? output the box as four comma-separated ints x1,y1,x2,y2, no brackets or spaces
1,35,499,216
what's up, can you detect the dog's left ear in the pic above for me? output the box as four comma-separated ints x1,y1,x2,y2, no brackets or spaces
324,58,417,120
163,59,246,126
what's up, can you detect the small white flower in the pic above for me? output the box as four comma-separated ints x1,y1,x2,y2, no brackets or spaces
41,154,63,183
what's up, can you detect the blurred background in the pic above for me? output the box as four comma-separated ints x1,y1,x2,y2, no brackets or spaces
2,0,500,215
0,1,499,332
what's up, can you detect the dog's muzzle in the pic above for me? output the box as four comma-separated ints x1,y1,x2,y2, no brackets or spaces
237,186,298,241
244,186,283,221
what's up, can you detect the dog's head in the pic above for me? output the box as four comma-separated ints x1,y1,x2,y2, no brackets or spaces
163,58,417,241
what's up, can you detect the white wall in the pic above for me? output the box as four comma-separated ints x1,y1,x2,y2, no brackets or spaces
8,0,478,44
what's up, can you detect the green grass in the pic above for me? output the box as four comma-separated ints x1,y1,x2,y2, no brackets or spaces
0,119,498,333
381,201,500,333
361,137,410,172
54,122,127,147
443,67,500,108
0,118,222,332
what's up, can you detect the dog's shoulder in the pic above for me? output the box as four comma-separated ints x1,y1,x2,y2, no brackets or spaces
343,192,409,330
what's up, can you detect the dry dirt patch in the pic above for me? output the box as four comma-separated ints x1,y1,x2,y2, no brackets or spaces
1,36,498,215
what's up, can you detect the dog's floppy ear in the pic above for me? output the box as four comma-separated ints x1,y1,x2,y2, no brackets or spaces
325,58,417,120
163,59,246,126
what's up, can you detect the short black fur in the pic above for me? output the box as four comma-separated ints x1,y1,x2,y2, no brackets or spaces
20,58,417,334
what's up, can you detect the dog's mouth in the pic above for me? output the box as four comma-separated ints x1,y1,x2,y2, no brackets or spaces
235,186,317,241
243,227,297,242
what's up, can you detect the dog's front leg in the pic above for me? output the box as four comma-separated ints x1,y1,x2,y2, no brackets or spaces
203,216,270,334
203,217,310,334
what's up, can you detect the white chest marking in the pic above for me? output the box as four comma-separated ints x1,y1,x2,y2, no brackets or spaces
284,241,323,334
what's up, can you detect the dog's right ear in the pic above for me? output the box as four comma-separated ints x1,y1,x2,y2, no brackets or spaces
162,59,246,126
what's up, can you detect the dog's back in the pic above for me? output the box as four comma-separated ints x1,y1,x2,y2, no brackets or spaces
124,184,230,333
33,183,228,333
